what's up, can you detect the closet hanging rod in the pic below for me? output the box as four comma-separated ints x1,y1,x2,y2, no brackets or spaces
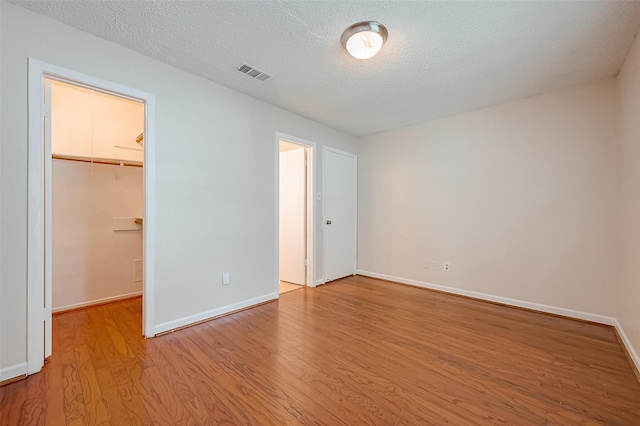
52,154,143,168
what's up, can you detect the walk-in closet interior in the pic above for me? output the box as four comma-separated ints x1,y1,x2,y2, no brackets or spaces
49,79,145,312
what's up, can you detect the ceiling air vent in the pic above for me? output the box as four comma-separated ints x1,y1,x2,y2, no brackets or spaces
237,64,272,82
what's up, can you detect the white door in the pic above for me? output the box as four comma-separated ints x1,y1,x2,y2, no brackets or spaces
323,147,357,282
44,80,53,358
279,148,306,284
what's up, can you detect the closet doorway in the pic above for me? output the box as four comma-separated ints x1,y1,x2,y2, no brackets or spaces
48,78,145,316
27,59,156,375
276,134,316,295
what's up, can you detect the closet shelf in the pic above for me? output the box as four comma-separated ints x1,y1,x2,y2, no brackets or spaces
52,154,143,168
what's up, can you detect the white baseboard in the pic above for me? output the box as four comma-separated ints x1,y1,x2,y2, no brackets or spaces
356,270,616,326
52,291,142,313
614,319,640,374
154,292,277,335
0,362,27,383
315,279,326,286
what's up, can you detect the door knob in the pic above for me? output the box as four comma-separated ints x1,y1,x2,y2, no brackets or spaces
326,220,332,225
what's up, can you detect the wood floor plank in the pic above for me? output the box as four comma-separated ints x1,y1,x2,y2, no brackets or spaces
138,336,205,425
0,381,29,424
200,317,352,425
224,312,475,425
161,330,256,425
173,327,304,425
235,300,500,425
75,344,110,425
58,312,92,425
216,314,376,424
94,366,132,426
2,276,640,425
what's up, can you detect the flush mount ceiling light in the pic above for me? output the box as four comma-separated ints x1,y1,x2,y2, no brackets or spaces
341,21,388,60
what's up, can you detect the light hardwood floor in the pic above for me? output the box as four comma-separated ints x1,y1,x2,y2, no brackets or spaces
2,275,640,424
279,280,305,294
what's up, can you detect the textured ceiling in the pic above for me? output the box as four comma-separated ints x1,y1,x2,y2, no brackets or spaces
12,1,640,137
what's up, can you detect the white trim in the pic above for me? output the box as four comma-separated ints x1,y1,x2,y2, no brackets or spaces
27,58,156,376
43,81,52,359
0,363,28,383
155,293,277,334
356,270,617,325
143,89,157,339
315,279,326,286
27,59,45,375
275,133,317,294
614,319,640,374
52,292,143,314
322,146,358,282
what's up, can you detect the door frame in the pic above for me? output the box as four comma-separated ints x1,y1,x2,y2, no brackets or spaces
27,58,157,375
274,133,316,294
322,146,358,282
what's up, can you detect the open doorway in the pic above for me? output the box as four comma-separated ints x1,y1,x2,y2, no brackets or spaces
276,134,316,295
47,79,145,316
27,59,156,375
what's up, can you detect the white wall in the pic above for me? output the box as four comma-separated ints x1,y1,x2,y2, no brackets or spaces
617,33,640,364
52,160,143,311
0,3,357,375
358,80,618,318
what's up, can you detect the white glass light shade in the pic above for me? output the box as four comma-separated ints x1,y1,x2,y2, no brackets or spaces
345,31,384,60
341,21,388,60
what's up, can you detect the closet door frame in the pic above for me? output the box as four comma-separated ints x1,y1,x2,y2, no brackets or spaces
26,58,157,375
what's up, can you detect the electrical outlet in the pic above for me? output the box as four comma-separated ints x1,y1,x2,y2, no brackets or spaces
443,262,451,272
222,272,230,285
430,261,437,270
423,259,429,268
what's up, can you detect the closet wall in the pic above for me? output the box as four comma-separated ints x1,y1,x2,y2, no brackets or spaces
52,81,144,162
51,80,144,311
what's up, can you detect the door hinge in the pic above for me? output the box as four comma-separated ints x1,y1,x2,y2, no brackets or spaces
304,259,308,266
